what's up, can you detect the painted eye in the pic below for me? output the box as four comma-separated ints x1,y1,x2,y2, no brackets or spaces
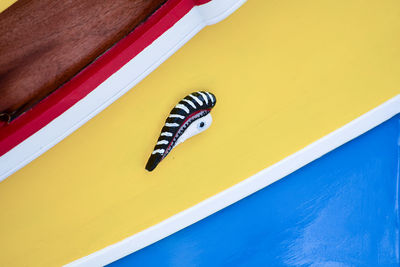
146,91,216,172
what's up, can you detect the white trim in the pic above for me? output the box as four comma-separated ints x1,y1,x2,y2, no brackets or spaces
66,95,400,266
0,0,246,183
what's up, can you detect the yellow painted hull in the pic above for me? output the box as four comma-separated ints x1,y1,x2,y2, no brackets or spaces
1,0,400,266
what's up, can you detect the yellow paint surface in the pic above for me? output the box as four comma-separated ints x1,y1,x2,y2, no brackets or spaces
1,0,400,266
0,0,14,12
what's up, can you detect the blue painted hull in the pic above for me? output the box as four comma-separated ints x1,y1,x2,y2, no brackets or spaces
110,114,400,266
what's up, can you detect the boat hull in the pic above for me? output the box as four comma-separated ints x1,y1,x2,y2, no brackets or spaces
110,114,400,266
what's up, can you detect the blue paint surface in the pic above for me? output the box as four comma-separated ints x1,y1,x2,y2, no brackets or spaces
110,115,400,266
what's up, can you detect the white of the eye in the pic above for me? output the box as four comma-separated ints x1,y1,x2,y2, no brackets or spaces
197,122,206,130
173,113,212,148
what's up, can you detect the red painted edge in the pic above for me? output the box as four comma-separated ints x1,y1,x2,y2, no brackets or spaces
0,0,212,157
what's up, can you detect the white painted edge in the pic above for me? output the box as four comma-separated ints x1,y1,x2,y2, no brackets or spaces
66,94,400,266
0,0,246,183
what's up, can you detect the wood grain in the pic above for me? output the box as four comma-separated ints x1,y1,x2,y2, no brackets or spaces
0,0,166,121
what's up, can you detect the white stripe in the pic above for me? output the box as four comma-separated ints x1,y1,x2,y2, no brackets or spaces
169,114,185,119
198,92,208,105
205,92,214,104
165,123,179,127
152,149,165,155
0,0,242,184
175,104,189,114
161,132,173,137
182,99,196,108
156,140,169,145
190,94,203,106
66,94,400,267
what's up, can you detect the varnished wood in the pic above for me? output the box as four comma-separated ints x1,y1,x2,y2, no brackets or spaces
0,0,166,121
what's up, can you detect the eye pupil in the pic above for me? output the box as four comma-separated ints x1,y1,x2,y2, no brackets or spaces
199,122,205,128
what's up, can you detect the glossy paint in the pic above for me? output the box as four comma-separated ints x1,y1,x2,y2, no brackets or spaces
110,114,400,266
2,0,400,265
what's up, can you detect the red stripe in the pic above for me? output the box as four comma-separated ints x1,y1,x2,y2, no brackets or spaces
0,0,212,157
162,109,211,158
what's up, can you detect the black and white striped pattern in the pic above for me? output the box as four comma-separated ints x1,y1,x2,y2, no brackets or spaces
146,91,216,171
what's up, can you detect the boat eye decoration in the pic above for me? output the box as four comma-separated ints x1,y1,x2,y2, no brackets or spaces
145,91,216,171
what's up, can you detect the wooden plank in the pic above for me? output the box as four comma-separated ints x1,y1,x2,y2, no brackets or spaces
1,0,400,266
0,0,165,121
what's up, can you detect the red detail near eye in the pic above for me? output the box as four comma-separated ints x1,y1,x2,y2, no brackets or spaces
162,109,210,159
